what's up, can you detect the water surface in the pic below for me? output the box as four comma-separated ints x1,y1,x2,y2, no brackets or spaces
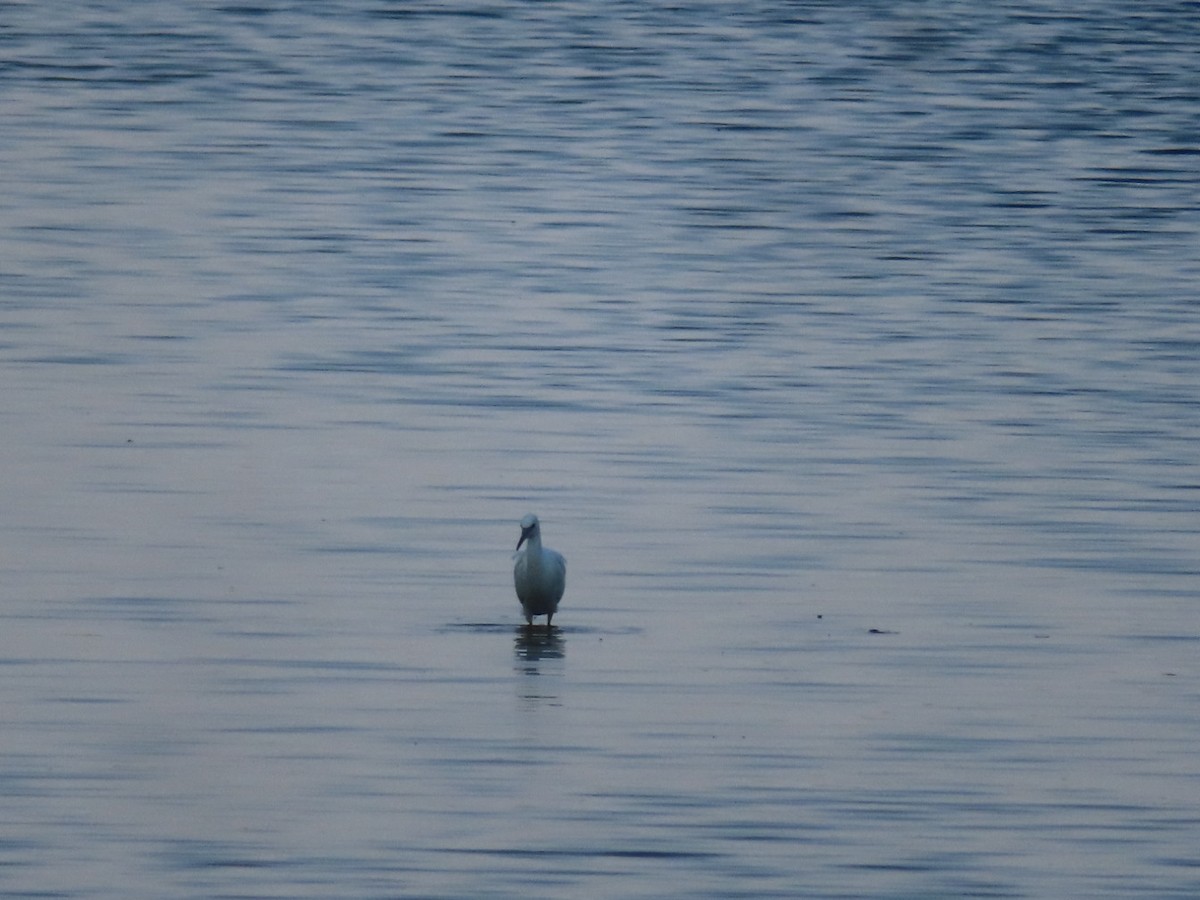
2,2,1199,897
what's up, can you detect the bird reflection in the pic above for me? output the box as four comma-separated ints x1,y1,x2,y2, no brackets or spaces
514,624,565,665
514,626,564,704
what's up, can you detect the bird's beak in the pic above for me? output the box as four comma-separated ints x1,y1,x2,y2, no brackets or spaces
516,526,532,551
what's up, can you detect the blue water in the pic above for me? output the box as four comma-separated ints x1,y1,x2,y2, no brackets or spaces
2,3,1199,897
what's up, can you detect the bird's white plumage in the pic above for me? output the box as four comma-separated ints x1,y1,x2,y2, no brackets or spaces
513,513,566,627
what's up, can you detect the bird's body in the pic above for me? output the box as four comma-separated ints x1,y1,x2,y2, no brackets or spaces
513,513,566,628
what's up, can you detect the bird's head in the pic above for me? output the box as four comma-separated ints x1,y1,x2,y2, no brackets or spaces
516,513,539,551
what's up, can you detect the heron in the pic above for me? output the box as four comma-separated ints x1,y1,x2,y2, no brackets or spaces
513,513,566,628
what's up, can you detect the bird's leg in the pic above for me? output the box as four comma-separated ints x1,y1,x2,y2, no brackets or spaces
545,611,553,630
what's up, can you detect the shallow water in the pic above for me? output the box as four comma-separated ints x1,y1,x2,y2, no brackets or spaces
2,2,1199,897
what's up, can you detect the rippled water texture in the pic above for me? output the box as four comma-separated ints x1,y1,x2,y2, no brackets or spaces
2,2,1198,897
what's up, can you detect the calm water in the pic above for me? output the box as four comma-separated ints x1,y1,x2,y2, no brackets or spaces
2,2,1199,897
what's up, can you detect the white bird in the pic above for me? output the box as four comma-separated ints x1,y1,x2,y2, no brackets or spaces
513,513,566,628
